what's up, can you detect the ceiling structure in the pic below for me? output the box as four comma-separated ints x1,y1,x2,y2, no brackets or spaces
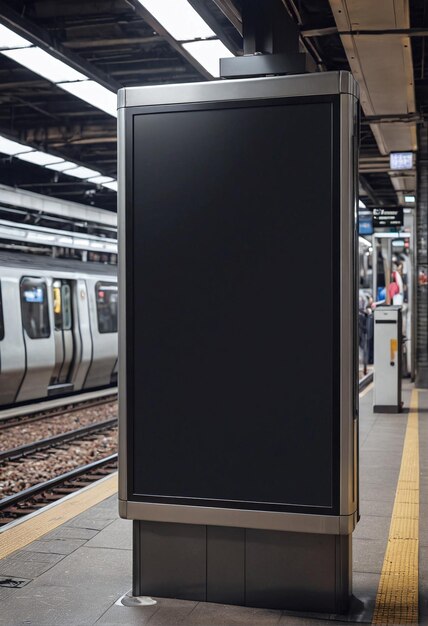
0,0,425,212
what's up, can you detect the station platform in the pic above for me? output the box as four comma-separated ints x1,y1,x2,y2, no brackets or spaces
0,382,426,626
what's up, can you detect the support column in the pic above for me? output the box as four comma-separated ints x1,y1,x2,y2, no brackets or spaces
416,124,428,387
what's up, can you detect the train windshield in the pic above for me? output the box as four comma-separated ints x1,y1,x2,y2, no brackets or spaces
20,278,50,339
96,282,118,333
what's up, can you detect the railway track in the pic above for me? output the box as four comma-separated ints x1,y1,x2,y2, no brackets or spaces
0,454,118,527
0,389,118,430
0,418,117,463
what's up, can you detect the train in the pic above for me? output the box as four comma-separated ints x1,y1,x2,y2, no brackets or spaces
0,251,117,406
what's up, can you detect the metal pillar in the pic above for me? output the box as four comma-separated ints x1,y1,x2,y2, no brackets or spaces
416,124,428,387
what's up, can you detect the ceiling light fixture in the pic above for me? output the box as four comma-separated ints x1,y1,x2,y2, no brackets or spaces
44,161,78,172
2,46,87,83
87,175,115,184
183,40,233,77
59,80,117,117
0,24,31,49
64,166,102,180
136,0,215,41
0,136,33,156
102,181,118,192
16,151,64,166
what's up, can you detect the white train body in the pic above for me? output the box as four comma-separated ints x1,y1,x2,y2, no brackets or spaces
0,252,117,406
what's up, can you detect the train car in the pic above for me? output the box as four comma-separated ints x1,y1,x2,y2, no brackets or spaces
0,251,117,406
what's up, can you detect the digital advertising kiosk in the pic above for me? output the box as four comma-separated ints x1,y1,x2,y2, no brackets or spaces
118,70,359,613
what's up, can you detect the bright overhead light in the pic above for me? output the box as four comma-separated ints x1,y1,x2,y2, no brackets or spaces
59,80,117,117
2,46,87,83
102,181,118,192
16,151,63,166
182,39,233,77
64,166,101,179
358,199,366,209
137,0,215,41
45,161,78,172
0,136,33,156
404,195,415,203
87,175,114,184
359,236,372,247
0,24,32,49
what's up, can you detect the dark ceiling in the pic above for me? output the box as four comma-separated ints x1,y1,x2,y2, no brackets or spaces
0,0,426,211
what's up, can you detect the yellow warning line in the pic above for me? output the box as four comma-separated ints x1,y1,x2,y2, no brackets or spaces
372,389,419,625
0,473,117,560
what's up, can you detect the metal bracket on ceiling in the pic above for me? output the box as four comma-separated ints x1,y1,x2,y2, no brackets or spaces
219,0,313,79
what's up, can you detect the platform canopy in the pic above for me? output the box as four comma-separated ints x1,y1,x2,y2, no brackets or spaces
0,0,425,211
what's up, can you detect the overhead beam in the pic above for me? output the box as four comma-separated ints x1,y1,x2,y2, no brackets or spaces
302,26,428,38
63,36,162,49
212,0,242,35
0,0,121,91
0,183,116,225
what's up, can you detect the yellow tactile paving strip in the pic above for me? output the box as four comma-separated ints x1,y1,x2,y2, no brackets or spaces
372,389,419,625
0,473,117,560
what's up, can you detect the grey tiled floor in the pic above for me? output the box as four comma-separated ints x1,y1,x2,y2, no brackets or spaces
0,383,424,625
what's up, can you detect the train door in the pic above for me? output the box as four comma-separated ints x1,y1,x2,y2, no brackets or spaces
70,279,93,391
51,279,74,393
84,280,118,388
16,277,55,403
0,276,26,405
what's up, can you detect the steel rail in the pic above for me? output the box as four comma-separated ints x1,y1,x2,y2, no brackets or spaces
0,454,117,513
0,391,117,429
0,418,117,463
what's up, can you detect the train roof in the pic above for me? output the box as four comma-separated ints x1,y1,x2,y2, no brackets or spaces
0,250,117,276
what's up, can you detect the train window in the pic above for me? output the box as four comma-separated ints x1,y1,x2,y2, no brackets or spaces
0,282,4,341
53,281,62,330
53,281,72,331
62,284,72,330
96,282,118,333
20,278,50,339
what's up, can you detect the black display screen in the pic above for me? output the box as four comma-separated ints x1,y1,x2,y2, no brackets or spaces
128,98,340,514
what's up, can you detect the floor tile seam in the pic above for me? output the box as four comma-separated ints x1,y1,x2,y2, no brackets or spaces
84,545,132,551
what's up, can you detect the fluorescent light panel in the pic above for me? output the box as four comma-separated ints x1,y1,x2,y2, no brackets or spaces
404,195,415,203
102,181,118,192
16,151,63,166
2,46,87,83
59,80,117,118
0,24,31,49
45,161,78,172
88,175,114,184
358,199,366,209
0,136,33,156
183,39,233,77
137,0,214,40
65,165,101,179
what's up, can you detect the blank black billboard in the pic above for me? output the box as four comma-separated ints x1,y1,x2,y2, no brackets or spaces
128,98,339,513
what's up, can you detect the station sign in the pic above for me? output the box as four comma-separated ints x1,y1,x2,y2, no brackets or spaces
373,207,403,229
390,152,413,170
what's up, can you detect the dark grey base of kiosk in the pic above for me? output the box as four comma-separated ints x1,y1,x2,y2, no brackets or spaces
133,521,351,613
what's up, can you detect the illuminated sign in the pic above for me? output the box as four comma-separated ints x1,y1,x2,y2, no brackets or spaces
390,152,413,170
24,287,43,303
373,208,404,228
